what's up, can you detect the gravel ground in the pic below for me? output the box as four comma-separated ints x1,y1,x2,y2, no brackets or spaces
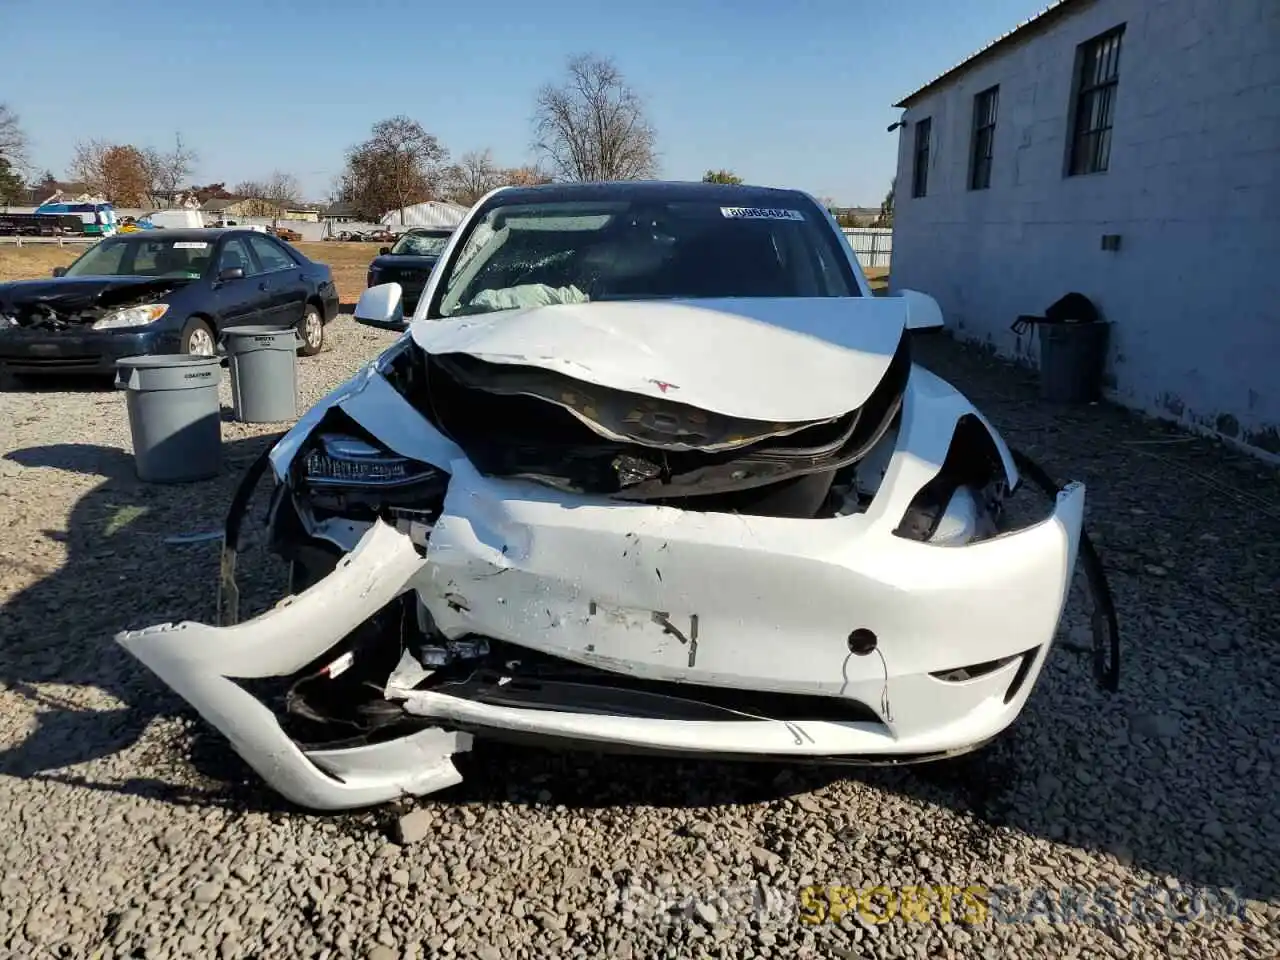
0,317,1277,959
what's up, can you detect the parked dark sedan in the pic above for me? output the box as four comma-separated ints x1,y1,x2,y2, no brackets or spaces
365,227,454,313
0,228,339,377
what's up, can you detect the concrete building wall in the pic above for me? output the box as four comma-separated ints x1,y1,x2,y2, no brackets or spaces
891,0,1280,453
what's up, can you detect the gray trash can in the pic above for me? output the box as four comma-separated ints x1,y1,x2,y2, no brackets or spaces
115,354,223,483
1038,320,1111,403
222,325,299,423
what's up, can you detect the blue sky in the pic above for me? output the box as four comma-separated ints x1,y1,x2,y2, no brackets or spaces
3,0,1047,205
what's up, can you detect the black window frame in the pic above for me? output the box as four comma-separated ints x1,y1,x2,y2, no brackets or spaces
912,117,932,198
1067,25,1125,177
217,235,262,277
969,85,999,191
248,233,299,273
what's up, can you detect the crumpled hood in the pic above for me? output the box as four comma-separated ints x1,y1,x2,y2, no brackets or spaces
410,297,909,423
0,276,192,312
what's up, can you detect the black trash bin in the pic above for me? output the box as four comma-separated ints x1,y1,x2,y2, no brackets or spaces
1012,292,1111,404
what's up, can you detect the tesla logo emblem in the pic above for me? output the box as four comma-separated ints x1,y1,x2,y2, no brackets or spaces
650,379,678,393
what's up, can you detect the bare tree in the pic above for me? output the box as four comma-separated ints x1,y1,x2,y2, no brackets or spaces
262,171,302,227
0,103,28,174
502,165,553,187
145,132,198,201
233,171,302,225
441,149,504,206
532,54,657,182
341,116,449,223
68,140,150,204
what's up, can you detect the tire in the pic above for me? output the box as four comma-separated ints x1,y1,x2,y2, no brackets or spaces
296,303,324,357
180,317,216,357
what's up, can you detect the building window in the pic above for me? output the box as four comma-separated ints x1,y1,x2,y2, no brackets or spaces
1068,25,1124,176
969,86,999,190
912,117,931,198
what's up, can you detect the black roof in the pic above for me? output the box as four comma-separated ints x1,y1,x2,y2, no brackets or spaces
484,180,817,208
103,228,265,241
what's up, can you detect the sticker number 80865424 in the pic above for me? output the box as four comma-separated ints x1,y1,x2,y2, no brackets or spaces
720,207,806,221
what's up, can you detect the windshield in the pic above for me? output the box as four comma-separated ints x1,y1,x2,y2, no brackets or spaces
390,231,451,257
65,236,213,279
434,198,858,318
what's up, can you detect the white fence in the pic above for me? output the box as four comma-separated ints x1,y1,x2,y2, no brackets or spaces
841,227,892,270
0,235,96,245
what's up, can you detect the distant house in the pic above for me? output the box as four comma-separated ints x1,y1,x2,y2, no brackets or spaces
200,197,321,221
284,204,322,223
889,0,1280,456
321,202,359,224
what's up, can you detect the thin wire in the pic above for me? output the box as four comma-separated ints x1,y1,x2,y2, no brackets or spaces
875,648,894,723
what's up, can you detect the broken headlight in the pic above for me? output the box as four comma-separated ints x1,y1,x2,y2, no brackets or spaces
303,434,438,487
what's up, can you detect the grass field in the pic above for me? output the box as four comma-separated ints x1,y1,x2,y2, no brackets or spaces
0,240,890,300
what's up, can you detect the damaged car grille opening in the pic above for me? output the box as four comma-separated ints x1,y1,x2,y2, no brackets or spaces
232,594,890,753
232,594,434,752
408,640,887,726
405,329,911,519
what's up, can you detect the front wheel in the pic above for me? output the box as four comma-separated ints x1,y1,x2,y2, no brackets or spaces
296,304,324,357
180,317,216,357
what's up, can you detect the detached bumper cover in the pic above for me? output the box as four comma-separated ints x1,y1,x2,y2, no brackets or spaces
115,521,470,811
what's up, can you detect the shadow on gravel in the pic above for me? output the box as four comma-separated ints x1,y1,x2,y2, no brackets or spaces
1,335,1278,907
0,372,114,393
0,435,297,815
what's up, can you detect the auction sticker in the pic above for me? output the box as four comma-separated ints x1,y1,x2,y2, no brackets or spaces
173,241,209,249
720,207,805,221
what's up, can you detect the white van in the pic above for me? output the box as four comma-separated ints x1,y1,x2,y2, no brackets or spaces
143,209,205,229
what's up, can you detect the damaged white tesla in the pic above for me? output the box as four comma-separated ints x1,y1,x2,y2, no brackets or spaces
116,182,1099,811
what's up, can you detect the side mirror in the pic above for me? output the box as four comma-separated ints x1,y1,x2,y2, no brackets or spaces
354,282,406,329
379,246,391,256
898,288,945,332
51,266,67,277
218,266,245,282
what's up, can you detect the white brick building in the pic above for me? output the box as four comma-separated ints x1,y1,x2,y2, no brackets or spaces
889,0,1280,456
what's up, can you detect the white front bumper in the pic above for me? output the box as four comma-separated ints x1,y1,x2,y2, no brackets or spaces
117,466,1084,811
